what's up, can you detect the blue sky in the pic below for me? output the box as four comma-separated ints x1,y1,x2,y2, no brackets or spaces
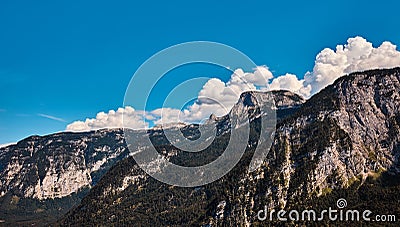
1,0,400,144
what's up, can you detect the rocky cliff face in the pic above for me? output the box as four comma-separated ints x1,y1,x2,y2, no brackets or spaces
0,89,304,224
271,90,305,109
59,67,400,226
226,67,400,225
0,129,130,200
3,68,400,226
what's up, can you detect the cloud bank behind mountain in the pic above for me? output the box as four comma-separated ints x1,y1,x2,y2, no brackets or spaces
66,36,400,132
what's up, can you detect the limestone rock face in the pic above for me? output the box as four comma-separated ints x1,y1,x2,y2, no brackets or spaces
0,129,130,199
60,68,400,226
271,90,305,109
2,68,400,226
232,67,400,221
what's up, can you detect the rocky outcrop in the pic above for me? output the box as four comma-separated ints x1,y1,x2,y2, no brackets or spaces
0,129,130,200
225,67,400,224
270,90,305,109
3,68,400,226
59,67,400,226
0,90,301,201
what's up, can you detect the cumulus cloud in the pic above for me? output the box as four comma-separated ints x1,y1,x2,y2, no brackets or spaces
303,36,400,95
66,106,148,132
269,73,311,96
243,66,274,86
268,37,400,96
180,67,274,122
149,107,183,125
66,36,400,131
188,36,400,119
66,66,275,131
138,67,274,125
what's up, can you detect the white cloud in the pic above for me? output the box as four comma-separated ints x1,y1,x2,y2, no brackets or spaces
149,107,183,125
269,73,311,96
268,36,400,96
244,66,274,86
303,36,400,95
66,106,148,132
185,37,400,120
66,36,400,131
179,67,273,122
66,66,275,131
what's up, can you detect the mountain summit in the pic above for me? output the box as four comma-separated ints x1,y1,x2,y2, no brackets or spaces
60,68,400,226
1,68,400,225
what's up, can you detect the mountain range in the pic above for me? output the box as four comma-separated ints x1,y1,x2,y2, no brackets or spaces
1,67,400,226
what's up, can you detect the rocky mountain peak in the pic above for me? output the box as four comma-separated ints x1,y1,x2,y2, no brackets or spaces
0,129,128,200
3,68,400,225
237,90,305,109
58,68,400,226
270,90,305,108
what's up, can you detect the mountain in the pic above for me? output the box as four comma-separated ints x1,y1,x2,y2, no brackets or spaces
59,68,400,226
0,129,132,224
0,89,304,225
